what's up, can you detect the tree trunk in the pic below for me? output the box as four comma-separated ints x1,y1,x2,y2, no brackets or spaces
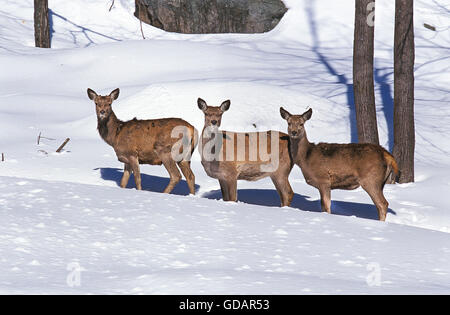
34,0,50,48
353,0,379,145
392,0,415,183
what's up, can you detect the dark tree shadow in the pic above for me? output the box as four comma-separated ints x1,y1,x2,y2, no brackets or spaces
48,10,120,46
203,188,396,221
48,9,54,46
97,168,199,196
305,2,358,143
374,68,394,151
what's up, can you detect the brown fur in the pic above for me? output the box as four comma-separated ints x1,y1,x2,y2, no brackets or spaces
88,88,198,194
280,107,398,221
198,98,294,206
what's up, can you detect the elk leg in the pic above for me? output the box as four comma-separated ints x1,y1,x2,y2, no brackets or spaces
120,163,132,188
319,186,332,214
129,158,142,190
271,175,294,207
177,161,196,195
161,156,182,194
219,179,230,201
362,185,389,221
226,179,238,202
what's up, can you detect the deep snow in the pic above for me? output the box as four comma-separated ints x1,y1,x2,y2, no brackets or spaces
0,0,449,294
1,176,449,294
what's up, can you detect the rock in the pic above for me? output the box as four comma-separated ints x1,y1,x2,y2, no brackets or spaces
134,0,288,34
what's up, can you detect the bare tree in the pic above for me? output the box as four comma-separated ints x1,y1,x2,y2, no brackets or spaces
393,0,415,183
353,0,379,144
34,0,50,48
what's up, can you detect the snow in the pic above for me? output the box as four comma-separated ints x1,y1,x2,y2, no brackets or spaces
0,0,449,294
1,176,449,294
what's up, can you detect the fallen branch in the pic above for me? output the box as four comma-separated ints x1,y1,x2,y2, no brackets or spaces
56,138,70,153
1,153,4,162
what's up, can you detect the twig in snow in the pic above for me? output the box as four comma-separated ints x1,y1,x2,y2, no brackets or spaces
56,138,70,153
423,23,436,31
37,132,56,145
140,20,146,39
1,153,4,162
109,0,115,12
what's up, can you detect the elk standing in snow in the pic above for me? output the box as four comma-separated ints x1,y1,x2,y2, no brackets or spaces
198,98,294,206
87,88,198,194
280,107,398,221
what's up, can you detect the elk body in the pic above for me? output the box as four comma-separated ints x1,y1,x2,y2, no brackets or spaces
87,88,198,194
280,107,398,221
197,98,294,207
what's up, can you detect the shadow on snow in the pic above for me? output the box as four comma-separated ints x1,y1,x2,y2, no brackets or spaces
97,167,199,196
203,188,396,221
98,167,396,221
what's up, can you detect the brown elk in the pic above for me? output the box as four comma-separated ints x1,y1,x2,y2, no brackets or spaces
197,98,294,206
87,88,198,194
280,107,398,221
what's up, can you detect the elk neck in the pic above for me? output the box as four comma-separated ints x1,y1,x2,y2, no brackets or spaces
201,125,221,140
97,111,122,146
201,125,222,157
290,133,313,164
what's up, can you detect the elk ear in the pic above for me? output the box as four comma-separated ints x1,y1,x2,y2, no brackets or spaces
110,88,120,101
87,88,97,101
280,107,291,120
302,108,313,121
220,100,231,112
198,98,208,112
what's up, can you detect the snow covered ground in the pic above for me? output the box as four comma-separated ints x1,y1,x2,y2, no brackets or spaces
0,0,449,294
1,176,450,295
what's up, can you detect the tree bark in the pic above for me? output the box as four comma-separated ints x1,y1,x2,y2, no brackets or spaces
393,0,415,183
353,0,379,144
34,0,50,48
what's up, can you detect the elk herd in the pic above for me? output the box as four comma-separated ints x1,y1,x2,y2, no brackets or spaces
87,88,399,221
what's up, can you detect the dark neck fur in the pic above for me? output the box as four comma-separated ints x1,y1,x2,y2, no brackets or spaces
290,133,313,164
97,112,122,146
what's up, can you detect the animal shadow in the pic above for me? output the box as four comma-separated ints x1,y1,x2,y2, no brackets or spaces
97,167,199,196
203,188,396,221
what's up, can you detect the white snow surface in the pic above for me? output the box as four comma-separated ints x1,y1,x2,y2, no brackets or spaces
0,0,449,294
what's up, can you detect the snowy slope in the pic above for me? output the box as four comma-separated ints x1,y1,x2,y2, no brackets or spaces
0,0,449,294
1,176,449,295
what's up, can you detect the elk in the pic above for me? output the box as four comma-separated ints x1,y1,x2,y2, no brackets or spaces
197,98,294,206
87,88,198,194
280,107,398,221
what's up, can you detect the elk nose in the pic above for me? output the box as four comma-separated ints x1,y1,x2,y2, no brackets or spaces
291,131,298,136
100,110,106,115
211,120,218,126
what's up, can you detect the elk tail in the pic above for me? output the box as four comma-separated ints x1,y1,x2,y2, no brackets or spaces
383,151,399,183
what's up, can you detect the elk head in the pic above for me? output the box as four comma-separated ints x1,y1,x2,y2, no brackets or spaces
280,107,312,139
87,88,120,121
197,98,231,129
